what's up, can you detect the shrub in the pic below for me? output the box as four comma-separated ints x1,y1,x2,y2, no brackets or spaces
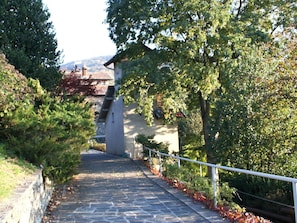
4,92,94,183
0,56,94,183
163,162,236,205
135,134,169,157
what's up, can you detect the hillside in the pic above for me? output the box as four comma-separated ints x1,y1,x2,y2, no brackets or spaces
60,56,114,74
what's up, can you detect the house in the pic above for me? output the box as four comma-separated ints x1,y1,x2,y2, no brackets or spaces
98,53,179,159
61,65,113,110
60,66,113,135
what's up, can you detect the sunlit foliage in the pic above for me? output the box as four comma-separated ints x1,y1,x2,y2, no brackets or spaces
0,54,94,183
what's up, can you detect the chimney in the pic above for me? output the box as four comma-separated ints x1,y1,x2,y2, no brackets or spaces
82,66,87,76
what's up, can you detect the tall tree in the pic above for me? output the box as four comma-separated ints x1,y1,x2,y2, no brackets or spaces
106,0,297,172
0,0,62,90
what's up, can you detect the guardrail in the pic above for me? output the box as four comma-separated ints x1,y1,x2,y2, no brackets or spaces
89,135,106,145
143,146,297,223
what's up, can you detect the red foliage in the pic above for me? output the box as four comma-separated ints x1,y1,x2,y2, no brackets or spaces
57,74,97,96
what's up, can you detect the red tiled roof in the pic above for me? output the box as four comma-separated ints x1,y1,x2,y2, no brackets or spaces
64,71,113,80
86,72,113,80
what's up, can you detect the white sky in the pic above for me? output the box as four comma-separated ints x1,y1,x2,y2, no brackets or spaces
42,0,117,63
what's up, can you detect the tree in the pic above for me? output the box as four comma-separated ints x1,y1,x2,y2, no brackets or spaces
57,74,97,97
209,38,297,208
0,0,62,90
106,0,297,174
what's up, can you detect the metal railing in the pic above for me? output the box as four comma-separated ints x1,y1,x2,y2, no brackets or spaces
89,135,106,145
143,146,297,223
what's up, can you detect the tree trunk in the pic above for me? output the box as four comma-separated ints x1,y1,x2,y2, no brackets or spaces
199,92,215,178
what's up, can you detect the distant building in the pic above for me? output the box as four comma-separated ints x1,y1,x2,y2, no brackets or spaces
61,65,113,112
60,66,113,135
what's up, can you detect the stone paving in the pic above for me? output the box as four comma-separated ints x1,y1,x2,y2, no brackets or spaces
50,150,230,223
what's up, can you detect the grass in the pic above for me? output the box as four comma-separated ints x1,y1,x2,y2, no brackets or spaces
0,152,36,201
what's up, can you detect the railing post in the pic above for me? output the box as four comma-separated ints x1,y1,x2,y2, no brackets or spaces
158,152,162,175
142,144,145,159
292,182,297,223
149,148,152,167
178,158,181,168
211,166,219,208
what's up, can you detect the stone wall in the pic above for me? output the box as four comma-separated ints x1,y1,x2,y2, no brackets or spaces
0,170,53,223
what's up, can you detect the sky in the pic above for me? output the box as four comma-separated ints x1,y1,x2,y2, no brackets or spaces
42,0,117,63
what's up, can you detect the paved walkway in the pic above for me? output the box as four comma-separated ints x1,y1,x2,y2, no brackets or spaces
50,150,230,223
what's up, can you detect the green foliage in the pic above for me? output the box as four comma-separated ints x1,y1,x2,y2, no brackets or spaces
222,173,293,208
0,55,95,183
4,94,94,183
107,0,297,209
135,134,169,155
0,0,62,90
212,42,297,177
177,110,208,173
0,54,34,138
210,39,297,210
118,54,188,126
107,0,296,95
107,0,297,169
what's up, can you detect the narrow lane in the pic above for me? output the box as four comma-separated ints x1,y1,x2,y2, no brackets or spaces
50,150,229,223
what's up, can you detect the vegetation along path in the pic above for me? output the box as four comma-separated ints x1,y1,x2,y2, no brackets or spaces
45,150,229,223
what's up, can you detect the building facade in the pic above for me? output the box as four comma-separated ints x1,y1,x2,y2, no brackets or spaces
99,56,179,159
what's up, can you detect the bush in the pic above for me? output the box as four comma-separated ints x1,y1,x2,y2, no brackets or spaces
221,172,293,209
4,92,94,183
163,162,236,205
90,141,106,152
135,134,169,157
0,56,94,183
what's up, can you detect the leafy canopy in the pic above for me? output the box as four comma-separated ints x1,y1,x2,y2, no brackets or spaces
212,34,297,176
106,0,297,124
106,0,297,206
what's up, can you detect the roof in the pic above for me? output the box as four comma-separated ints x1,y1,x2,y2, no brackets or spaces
104,54,122,67
104,44,153,67
65,72,113,80
59,72,112,96
83,72,113,80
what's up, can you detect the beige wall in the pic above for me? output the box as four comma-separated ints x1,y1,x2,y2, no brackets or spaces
123,104,179,159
